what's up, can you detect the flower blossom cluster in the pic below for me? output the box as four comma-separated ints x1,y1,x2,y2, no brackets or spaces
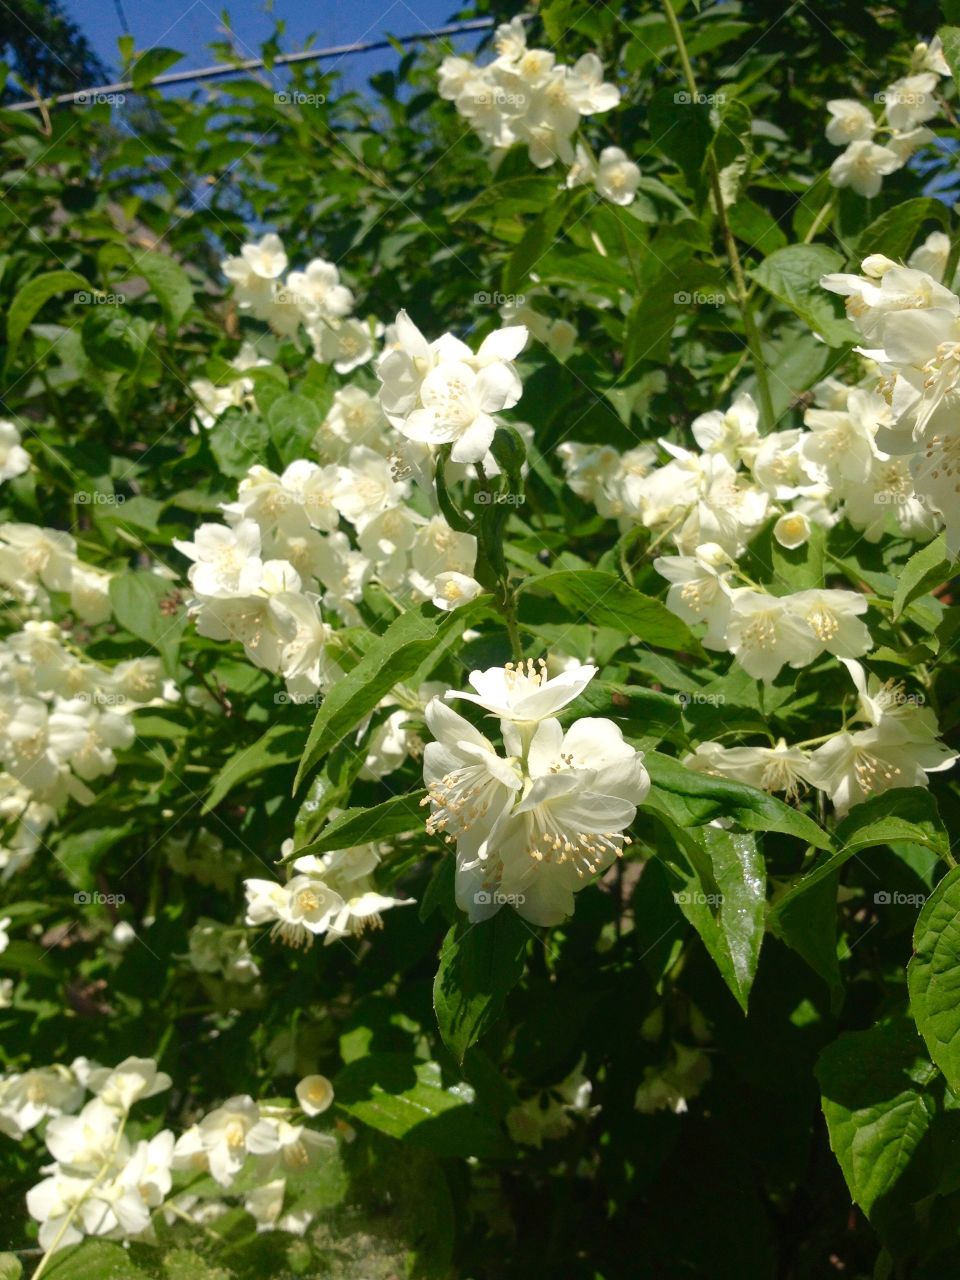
245,838,413,950
825,37,951,197
0,522,114,624
189,341,271,432
686,659,956,816
0,418,30,484
438,18,637,203
0,624,176,877
174,451,482,697
822,243,960,554
421,659,649,926
8,1055,338,1253
221,233,376,374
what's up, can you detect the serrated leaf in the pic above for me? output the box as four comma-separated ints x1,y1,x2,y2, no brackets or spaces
909,866,960,1094
204,723,302,813
132,250,194,329
519,570,698,650
893,535,951,619
816,1020,937,1222
644,751,832,848
434,913,529,1063
776,789,949,914
5,269,89,371
290,791,427,857
749,245,856,347
295,601,483,791
334,1053,511,1157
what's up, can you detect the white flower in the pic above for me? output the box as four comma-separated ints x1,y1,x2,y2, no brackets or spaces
726,590,822,682
828,139,901,197
196,1095,261,1187
310,317,375,373
653,545,734,649
423,699,522,860
323,888,415,945
805,725,956,816
883,73,939,131
786,589,872,659
0,420,30,482
378,313,527,463
244,874,344,948
773,511,811,549
296,1074,334,1117
486,717,649,926
432,571,483,611
825,98,876,145
284,258,354,321
446,657,597,724
174,520,262,598
691,393,760,466
86,1057,171,1111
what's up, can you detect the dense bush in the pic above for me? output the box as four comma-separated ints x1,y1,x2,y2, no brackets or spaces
2,3,960,1276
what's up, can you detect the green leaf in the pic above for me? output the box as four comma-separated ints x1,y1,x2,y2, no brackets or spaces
130,47,183,90
295,602,483,790
108,568,184,670
854,198,949,265
5,269,89,371
893,536,951,619
909,866,960,1094
940,26,960,83
108,571,184,674
267,392,323,465
42,1242,149,1279
670,826,766,1011
132,250,194,329
291,791,428,857
644,751,832,849
204,724,303,813
0,1254,22,1280
816,1020,937,1222
788,792,946,903
519,571,698,650
434,913,529,1064
53,822,136,891
749,245,857,347
767,871,842,999
647,84,712,194
207,408,273,478
334,1053,511,1157
776,789,949,913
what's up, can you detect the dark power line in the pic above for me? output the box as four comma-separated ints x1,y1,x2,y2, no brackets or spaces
7,17,501,113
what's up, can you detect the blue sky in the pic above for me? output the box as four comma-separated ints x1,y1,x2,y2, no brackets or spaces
60,0,486,94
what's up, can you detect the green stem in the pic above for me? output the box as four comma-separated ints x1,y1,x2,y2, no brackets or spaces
661,0,775,431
